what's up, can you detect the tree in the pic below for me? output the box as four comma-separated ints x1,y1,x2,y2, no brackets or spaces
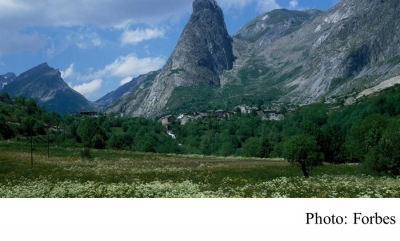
283,134,323,178
243,137,262,157
344,114,388,163
77,117,107,149
219,142,235,157
0,112,15,139
320,124,345,164
242,137,272,158
364,117,400,176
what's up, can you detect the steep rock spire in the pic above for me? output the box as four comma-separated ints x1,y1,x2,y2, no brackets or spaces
134,0,234,117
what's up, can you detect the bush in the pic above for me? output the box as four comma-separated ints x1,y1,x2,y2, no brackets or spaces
92,134,106,149
80,148,92,159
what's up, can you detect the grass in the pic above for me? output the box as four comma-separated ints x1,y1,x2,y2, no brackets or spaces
164,82,283,114
110,127,123,133
1,141,399,198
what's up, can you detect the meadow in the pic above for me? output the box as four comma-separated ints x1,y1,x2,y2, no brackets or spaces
1,141,399,198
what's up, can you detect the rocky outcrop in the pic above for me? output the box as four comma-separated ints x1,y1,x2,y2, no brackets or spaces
105,70,160,115
134,0,234,117
235,9,322,46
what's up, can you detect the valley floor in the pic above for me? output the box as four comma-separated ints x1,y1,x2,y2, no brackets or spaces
1,141,399,198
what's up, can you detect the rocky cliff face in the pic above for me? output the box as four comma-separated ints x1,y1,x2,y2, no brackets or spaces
133,0,234,117
95,75,141,107
235,9,322,46
1,63,94,114
284,0,400,103
228,0,400,104
105,70,160,115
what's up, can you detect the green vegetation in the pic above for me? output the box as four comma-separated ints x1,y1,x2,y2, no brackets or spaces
164,83,283,114
1,141,399,198
2,85,400,197
283,134,323,178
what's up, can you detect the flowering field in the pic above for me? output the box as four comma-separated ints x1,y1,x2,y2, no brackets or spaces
1,142,400,198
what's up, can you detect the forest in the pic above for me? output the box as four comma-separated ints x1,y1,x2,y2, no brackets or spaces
1,84,400,177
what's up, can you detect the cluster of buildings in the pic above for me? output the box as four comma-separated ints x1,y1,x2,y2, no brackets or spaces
160,109,235,127
160,104,295,128
69,111,100,118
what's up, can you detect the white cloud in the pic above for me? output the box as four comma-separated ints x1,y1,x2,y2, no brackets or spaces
121,28,165,45
72,79,103,96
67,54,165,99
290,0,299,9
120,76,133,86
256,0,281,13
75,30,103,49
0,0,189,54
60,63,75,79
94,53,165,78
0,0,191,30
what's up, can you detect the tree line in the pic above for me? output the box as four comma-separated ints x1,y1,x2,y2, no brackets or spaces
1,85,400,177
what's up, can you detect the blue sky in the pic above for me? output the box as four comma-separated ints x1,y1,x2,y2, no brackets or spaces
0,0,339,101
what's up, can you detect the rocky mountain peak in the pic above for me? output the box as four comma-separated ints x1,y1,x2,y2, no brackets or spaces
193,0,219,12
180,0,233,77
1,63,94,114
131,0,234,117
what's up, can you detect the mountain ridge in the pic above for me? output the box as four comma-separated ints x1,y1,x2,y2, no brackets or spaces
1,63,95,114
95,75,144,107
7,0,400,118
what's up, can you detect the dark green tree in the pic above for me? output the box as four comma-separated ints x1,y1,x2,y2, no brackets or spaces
283,134,323,178
364,117,400,176
243,137,262,157
344,114,388,163
77,117,107,149
320,124,345,164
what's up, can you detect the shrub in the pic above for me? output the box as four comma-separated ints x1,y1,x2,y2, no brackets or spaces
80,148,92,159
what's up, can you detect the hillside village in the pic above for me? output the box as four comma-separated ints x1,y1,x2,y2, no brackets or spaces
159,104,298,129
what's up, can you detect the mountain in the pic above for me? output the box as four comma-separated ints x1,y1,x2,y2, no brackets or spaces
235,9,322,46
0,72,17,89
107,0,400,118
108,1,321,117
231,0,400,104
95,75,142,107
105,70,161,115
1,63,95,114
132,0,234,117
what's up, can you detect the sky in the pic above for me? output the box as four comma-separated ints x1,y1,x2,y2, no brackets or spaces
0,0,339,101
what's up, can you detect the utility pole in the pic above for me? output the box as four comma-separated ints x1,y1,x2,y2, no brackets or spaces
47,124,50,158
30,119,33,167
